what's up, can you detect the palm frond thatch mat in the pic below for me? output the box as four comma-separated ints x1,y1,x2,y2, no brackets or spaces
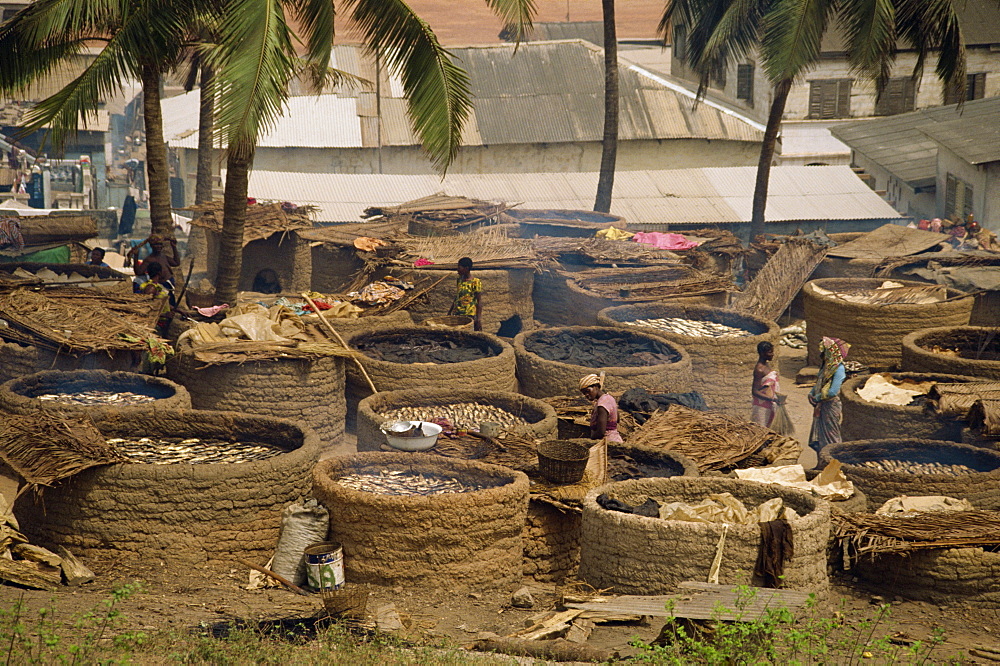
532,237,683,266
395,227,537,268
926,382,1000,418
0,414,125,487
186,201,315,245
626,405,797,471
190,340,360,365
833,510,1000,564
570,266,735,300
732,238,828,320
969,398,1000,437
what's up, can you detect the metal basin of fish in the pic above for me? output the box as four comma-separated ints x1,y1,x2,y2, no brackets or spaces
380,421,442,451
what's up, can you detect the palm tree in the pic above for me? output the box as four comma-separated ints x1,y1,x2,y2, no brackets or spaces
207,0,535,305
0,0,203,238
594,0,618,214
663,0,968,243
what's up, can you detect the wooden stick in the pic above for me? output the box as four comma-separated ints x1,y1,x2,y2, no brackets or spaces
301,292,378,394
234,558,310,596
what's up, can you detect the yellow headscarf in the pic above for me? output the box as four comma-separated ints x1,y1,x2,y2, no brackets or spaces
579,373,603,391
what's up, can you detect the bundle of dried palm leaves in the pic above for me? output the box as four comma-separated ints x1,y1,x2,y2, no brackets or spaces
531,237,682,266
0,413,125,489
395,227,537,269
833,510,1000,561
626,405,796,471
0,288,158,353
926,382,1000,418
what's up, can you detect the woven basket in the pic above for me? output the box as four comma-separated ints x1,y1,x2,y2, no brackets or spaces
423,315,474,330
321,585,368,618
537,440,590,484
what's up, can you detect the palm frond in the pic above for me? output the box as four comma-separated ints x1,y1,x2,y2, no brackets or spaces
483,0,536,43
347,0,472,171
287,0,336,88
759,0,832,82
894,0,966,103
837,0,896,95
211,0,296,159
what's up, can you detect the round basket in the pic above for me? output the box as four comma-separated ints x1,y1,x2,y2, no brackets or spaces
423,315,474,330
901,326,1000,380
803,278,973,369
321,586,369,618
537,440,590,484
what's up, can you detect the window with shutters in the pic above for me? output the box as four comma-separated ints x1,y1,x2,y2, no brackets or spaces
874,77,916,116
945,174,975,219
710,61,726,89
808,79,852,119
737,64,754,105
945,73,987,104
673,24,687,61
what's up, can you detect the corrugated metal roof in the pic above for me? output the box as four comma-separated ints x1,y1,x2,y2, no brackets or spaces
165,40,763,151
528,22,606,46
238,165,904,224
830,96,1000,183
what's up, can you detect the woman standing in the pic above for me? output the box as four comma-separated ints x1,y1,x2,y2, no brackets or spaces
448,256,483,331
580,373,623,443
808,337,850,454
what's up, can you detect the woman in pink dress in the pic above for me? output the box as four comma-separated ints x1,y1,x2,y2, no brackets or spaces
580,373,623,443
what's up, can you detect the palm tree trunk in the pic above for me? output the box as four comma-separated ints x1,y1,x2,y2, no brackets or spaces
749,78,792,243
214,149,252,305
195,65,215,205
594,0,618,214
139,63,173,238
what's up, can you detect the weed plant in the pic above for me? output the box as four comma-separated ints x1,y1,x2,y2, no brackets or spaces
629,586,952,665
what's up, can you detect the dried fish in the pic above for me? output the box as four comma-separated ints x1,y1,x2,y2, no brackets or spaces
621,317,753,338
379,402,527,431
106,437,284,465
35,390,159,406
858,459,976,476
336,470,490,496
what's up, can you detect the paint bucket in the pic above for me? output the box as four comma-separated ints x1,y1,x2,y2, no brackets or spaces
304,541,344,590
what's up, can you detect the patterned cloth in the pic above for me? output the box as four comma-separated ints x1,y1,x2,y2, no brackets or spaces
810,395,843,452
0,217,24,251
453,277,482,316
751,370,779,426
590,393,623,443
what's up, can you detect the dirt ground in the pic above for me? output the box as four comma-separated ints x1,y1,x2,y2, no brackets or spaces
3,343,1000,662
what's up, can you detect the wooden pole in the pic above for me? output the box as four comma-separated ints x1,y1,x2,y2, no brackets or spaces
300,292,378,394
235,558,310,596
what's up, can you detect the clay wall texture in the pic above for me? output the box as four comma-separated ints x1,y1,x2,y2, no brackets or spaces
313,453,529,591
820,439,1000,509
803,279,973,368
578,477,830,596
0,341,138,384
598,304,779,416
16,410,320,564
513,326,693,398
853,547,1000,608
168,353,346,450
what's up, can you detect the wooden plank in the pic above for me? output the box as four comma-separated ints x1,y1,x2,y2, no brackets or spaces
565,585,812,621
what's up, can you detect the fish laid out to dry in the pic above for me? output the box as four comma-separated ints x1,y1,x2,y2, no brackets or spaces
35,390,159,406
379,403,527,431
107,437,284,465
336,469,488,496
620,317,753,338
859,459,976,475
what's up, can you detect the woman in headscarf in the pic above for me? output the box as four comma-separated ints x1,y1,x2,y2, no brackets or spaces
580,373,623,443
808,337,850,453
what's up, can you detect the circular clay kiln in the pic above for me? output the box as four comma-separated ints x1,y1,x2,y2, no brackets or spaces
902,326,1000,380
840,372,984,442
0,370,190,418
312,452,529,591
0,339,138,384
167,351,345,452
355,387,558,452
16,409,321,563
524,446,698,583
803,278,973,369
346,327,517,419
598,304,779,416
392,267,534,336
578,477,830,595
513,326,693,398
851,545,1000,608
820,439,1000,510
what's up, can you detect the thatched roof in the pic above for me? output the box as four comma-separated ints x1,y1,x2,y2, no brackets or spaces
185,201,315,245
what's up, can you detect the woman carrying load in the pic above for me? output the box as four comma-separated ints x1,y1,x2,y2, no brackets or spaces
808,337,850,454
580,373,623,443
